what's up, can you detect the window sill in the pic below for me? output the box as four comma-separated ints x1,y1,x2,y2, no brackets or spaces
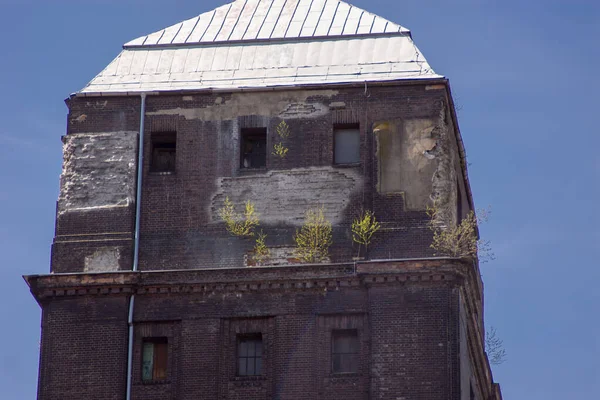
231,375,267,382
140,379,170,385
329,372,361,377
238,167,267,175
333,163,361,169
149,171,176,176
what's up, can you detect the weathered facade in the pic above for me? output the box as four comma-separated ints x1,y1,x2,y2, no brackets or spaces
26,1,502,399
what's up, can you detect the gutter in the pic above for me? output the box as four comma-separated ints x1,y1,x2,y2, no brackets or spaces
126,92,147,400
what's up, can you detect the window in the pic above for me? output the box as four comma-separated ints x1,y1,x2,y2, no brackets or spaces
142,338,168,382
151,132,176,173
334,124,360,164
240,128,267,169
331,330,359,373
237,334,263,376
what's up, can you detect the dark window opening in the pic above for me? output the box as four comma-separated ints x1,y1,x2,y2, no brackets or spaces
237,333,263,376
142,337,168,382
241,128,267,169
331,329,359,373
334,124,360,165
151,132,176,173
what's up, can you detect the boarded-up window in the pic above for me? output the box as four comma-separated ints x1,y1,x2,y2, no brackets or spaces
241,128,267,169
151,132,176,173
334,125,360,164
237,334,263,376
331,330,359,373
142,338,168,381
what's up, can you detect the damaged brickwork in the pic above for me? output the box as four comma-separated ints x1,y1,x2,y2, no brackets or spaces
52,84,468,274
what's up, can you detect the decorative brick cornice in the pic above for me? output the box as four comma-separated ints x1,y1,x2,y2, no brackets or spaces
24,258,472,302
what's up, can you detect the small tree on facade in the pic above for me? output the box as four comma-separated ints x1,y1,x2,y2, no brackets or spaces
426,204,494,262
218,197,259,237
485,327,507,366
294,206,333,263
219,197,271,265
351,210,381,257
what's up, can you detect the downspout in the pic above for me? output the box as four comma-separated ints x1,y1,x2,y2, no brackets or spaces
126,92,147,400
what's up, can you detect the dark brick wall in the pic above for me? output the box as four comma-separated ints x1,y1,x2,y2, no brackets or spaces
53,84,450,273
37,279,460,400
38,296,129,400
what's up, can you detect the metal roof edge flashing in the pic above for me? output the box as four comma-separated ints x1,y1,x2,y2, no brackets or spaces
73,77,446,98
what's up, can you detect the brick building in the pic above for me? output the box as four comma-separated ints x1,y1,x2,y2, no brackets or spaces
25,1,502,399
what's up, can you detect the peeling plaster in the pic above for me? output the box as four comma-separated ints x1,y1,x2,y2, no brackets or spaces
58,131,137,214
84,247,121,272
211,166,362,226
146,90,338,121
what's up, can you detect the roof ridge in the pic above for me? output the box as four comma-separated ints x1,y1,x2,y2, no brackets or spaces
124,0,409,48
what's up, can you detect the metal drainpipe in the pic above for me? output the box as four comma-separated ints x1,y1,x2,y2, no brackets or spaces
126,92,147,400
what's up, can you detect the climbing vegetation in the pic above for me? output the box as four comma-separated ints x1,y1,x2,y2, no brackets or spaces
272,120,290,159
351,210,381,251
218,197,260,237
426,204,494,262
294,206,333,263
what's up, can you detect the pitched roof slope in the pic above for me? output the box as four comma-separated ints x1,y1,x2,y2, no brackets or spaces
78,0,441,96
125,0,410,47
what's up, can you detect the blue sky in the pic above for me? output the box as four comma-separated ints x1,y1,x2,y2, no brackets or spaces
0,0,598,398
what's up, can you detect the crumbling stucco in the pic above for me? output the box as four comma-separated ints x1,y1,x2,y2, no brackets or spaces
429,107,458,227
84,247,121,272
374,105,458,222
58,131,137,214
212,167,362,226
146,90,338,121
375,118,438,209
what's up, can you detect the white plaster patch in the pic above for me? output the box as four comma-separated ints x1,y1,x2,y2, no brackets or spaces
58,131,137,214
212,166,363,226
146,89,338,121
84,247,121,272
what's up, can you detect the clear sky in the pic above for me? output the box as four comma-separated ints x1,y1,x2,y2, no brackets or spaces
1,0,598,398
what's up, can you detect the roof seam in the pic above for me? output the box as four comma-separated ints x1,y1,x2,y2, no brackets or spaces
269,0,289,39
212,2,234,42
226,0,249,41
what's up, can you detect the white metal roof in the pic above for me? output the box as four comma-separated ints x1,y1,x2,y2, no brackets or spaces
124,0,409,47
78,0,441,95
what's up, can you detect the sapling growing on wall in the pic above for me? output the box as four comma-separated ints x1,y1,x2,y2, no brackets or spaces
485,327,507,366
253,230,271,265
272,120,290,158
218,197,260,237
294,206,333,263
426,203,494,262
352,210,381,257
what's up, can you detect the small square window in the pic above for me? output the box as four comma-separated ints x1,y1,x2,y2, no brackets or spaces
334,125,360,165
331,330,359,373
241,128,267,169
142,337,168,381
237,334,263,376
151,132,176,173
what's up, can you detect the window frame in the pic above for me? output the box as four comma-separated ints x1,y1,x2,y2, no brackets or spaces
331,329,360,374
150,131,177,174
236,333,263,377
240,127,267,170
333,123,361,166
141,337,169,383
